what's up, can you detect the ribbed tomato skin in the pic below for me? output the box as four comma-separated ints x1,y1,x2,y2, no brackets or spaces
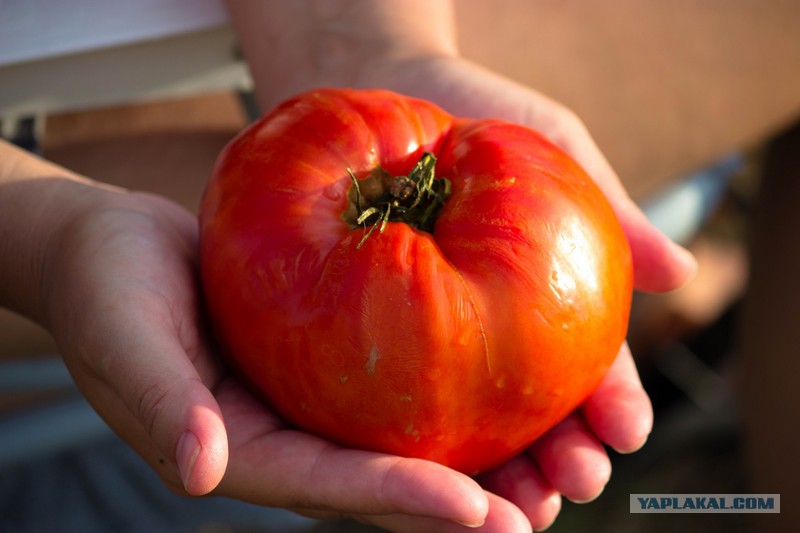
199,88,632,475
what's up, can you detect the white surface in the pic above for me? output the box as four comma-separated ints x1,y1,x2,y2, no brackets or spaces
0,0,251,119
0,0,229,66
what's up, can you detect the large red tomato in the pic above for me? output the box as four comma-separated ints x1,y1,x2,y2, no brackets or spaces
199,88,633,475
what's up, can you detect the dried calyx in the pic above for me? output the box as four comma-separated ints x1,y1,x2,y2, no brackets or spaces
343,152,451,248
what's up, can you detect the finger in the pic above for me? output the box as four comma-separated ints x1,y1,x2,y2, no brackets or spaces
582,342,654,454
66,295,229,496
528,414,611,504
355,492,532,533
477,455,562,532
215,380,488,526
617,197,698,292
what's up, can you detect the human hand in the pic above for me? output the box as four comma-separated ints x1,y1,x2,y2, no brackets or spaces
228,1,696,527
220,0,696,531
348,53,695,530
0,111,678,532
243,53,691,533
29,182,500,530
28,166,650,533
8,83,686,533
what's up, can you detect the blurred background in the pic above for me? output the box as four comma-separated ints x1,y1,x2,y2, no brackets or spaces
2,1,799,532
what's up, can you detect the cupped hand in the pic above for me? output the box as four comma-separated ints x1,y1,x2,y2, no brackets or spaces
333,53,696,530
38,184,516,532
39,56,696,533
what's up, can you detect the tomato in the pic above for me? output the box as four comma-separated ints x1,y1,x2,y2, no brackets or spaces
199,88,633,475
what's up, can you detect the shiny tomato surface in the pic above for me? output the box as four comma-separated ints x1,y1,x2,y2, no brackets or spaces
199,88,633,475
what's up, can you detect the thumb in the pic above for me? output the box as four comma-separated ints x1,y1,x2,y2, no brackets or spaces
615,197,698,292
64,312,229,496
159,376,229,495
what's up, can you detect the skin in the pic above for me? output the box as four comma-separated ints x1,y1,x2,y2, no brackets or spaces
0,1,696,532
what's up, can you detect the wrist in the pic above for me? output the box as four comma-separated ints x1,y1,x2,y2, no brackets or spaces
227,0,459,111
0,141,119,325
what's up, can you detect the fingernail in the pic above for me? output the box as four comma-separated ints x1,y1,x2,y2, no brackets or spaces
455,519,485,528
567,485,605,504
613,434,649,455
534,519,556,532
176,430,200,492
671,241,699,277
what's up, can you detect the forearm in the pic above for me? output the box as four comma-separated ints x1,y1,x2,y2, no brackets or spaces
225,0,458,111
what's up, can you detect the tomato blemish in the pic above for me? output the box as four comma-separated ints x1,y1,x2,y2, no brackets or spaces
365,344,381,375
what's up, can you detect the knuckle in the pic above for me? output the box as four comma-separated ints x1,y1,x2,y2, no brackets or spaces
135,380,172,437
